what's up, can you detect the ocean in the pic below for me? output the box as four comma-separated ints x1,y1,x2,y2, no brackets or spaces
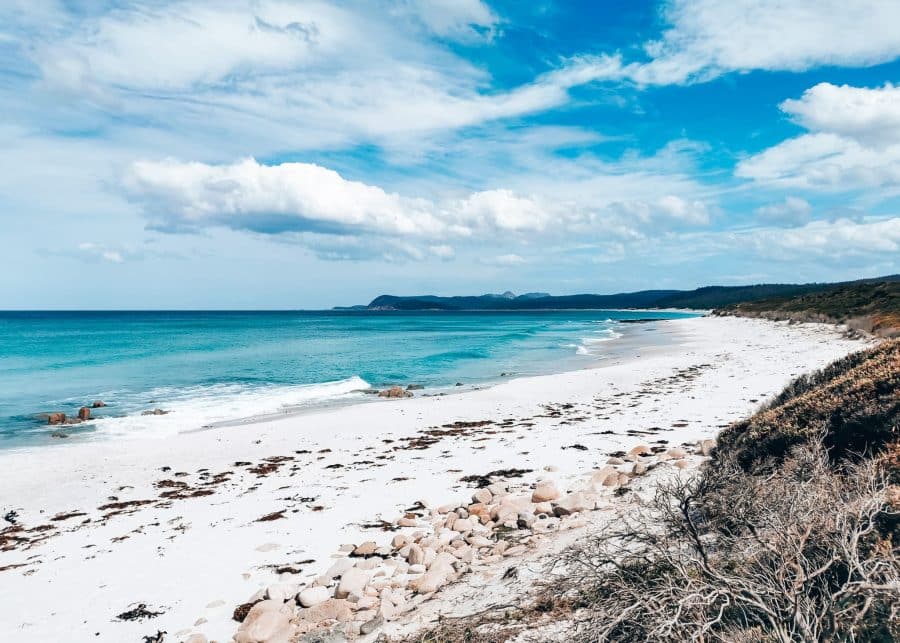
0,310,697,448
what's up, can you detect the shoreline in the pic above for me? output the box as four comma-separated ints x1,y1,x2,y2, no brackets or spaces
2,315,687,451
0,316,870,642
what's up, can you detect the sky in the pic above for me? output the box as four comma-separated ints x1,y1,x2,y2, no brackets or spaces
1,0,899,309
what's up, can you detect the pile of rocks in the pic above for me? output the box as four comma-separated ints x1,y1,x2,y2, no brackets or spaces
227,439,713,643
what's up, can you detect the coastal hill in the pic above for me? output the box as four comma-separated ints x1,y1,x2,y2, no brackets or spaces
350,274,900,311
716,278,900,337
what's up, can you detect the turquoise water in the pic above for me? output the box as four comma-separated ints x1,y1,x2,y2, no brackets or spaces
0,310,697,447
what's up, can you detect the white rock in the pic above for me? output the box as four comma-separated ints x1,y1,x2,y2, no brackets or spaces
335,567,371,600
531,480,560,503
265,583,297,602
322,558,355,582
553,492,595,516
297,585,331,608
235,601,293,643
410,552,457,594
406,543,424,565
472,489,493,505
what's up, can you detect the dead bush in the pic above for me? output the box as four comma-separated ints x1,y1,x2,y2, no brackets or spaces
555,439,900,642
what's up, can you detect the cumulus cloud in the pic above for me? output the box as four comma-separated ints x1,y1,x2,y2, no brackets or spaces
737,83,900,190
747,217,900,260
754,197,812,226
123,157,716,261
608,196,711,227
558,0,900,87
781,83,900,145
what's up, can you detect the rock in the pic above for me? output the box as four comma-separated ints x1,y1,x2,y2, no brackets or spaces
297,586,331,608
77,407,91,421
674,460,690,470
602,474,619,487
92,400,107,408
410,553,457,594
552,492,594,516
633,462,648,475
628,445,651,457
451,517,474,532
185,635,208,643
406,384,424,391
397,517,418,527
472,488,492,505
667,447,687,459
322,558,355,582
406,544,424,565
531,480,560,503
50,431,69,438
141,408,168,416
699,439,716,456
606,457,625,465
298,598,352,623
351,541,378,557
378,386,412,399
517,511,536,529
391,534,409,549
47,412,66,425
266,582,297,602
360,616,384,635
533,501,553,514
235,601,293,643
487,482,508,497
335,567,370,600
591,466,617,483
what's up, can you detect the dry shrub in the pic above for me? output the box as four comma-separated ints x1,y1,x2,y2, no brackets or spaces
717,338,900,472
556,439,900,642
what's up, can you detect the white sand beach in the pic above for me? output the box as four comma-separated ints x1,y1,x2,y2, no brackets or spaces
0,316,870,642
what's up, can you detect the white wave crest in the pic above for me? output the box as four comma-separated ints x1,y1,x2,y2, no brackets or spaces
87,376,370,439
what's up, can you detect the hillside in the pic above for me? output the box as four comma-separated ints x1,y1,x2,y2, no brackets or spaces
717,279,900,337
359,275,899,312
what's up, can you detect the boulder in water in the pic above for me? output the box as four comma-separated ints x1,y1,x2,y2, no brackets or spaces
47,412,66,425
378,386,412,399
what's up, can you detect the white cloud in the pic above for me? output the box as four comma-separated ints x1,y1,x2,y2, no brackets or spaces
481,253,525,266
562,1,900,86
23,0,569,151
77,242,126,263
747,217,900,260
609,195,711,227
394,0,497,41
123,157,716,261
781,83,900,145
428,244,455,259
737,84,900,191
754,197,812,226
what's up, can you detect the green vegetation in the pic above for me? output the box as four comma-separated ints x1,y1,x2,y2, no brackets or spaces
362,275,899,312
718,280,900,336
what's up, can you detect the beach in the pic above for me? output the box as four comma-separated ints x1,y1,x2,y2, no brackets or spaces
0,316,869,642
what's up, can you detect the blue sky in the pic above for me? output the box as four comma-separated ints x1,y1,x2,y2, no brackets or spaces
1,0,899,309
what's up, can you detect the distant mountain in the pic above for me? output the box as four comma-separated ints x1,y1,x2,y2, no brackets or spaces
352,275,900,311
